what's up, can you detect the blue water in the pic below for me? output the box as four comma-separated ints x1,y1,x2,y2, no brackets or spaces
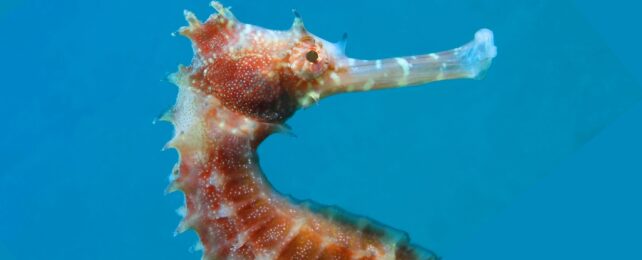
1,0,641,259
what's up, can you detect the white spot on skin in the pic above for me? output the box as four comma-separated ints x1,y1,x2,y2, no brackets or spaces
395,58,412,85
239,117,257,133
375,60,382,70
299,91,320,107
214,204,233,218
362,79,375,90
330,72,341,85
242,24,252,34
307,91,320,102
209,171,223,189
429,53,439,60
395,58,411,77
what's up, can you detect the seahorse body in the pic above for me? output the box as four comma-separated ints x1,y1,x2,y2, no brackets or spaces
163,2,496,259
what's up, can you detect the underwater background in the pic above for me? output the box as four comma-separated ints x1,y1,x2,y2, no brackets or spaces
1,0,641,259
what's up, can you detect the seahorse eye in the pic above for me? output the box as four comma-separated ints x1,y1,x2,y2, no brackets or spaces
305,50,319,63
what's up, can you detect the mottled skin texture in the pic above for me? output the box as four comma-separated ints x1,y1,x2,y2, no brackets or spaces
164,2,496,259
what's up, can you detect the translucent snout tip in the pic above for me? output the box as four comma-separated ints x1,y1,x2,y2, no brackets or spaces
474,28,497,59
460,28,497,79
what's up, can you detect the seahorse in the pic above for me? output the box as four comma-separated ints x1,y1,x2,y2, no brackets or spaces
161,2,496,259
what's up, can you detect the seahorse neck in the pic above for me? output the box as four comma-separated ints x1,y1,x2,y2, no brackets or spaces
167,84,290,255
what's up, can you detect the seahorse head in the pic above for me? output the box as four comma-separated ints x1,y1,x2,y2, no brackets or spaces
176,1,496,124
176,2,343,123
